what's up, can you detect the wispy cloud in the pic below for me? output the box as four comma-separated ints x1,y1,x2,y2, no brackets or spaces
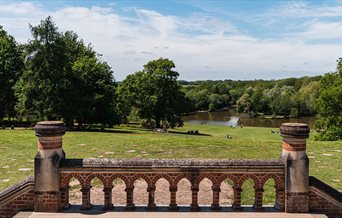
0,1,341,80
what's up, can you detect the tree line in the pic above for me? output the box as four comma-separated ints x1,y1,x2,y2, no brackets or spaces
0,17,341,140
181,76,321,118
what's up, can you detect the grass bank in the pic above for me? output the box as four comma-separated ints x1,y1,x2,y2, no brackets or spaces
0,124,341,204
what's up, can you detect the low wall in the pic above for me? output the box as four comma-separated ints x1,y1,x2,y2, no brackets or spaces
59,158,286,211
0,177,34,218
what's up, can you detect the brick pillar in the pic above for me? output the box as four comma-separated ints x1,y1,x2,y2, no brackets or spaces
275,186,285,211
169,186,178,210
34,121,66,212
103,186,113,210
81,186,91,210
60,186,70,209
125,186,135,210
147,185,156,210
254,186,264,210
233,185,242,210
211,185,221,210
190,186,199,211
280,123,310,213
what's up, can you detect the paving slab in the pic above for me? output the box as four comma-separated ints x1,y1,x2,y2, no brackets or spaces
15,211,327,218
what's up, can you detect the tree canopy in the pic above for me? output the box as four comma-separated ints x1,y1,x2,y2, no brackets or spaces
117,58,191,128
15,17,117,128
0,25,24,121
315,58,342,140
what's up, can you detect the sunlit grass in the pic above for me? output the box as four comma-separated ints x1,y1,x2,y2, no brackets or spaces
0,123,341,204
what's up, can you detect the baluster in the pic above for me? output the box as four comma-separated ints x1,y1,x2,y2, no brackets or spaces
147,185,156,210
81,186,91,210
60,186,70,209
169,186,178,210
233,185,242,210
254,186,264,210
190,186,199,211
103,186,113,210
275,186,285,211
211,185,221,210
125,186,135,210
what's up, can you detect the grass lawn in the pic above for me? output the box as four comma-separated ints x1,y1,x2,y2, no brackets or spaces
0,123,341,204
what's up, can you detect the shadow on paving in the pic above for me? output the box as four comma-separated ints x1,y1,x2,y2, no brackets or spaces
61,205,278,214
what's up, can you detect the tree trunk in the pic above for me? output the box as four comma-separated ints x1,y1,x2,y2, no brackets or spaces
155,117,161,128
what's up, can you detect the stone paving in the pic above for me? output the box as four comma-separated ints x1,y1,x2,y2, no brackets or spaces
15,211,327,218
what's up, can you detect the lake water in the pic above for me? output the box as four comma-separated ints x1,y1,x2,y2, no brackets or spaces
182,109,316,128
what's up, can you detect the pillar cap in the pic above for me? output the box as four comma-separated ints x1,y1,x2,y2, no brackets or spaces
34,121,66,137
280,123,310,139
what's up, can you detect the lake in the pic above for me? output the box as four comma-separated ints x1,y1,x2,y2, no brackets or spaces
182,109,316,128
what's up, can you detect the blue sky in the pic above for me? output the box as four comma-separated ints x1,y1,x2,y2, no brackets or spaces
1,0,342,81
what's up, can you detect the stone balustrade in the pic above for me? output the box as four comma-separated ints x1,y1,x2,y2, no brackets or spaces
59,158,285,211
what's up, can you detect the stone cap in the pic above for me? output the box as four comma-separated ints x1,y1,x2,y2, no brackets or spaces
34,121,66,137
280,123,310,139
60,158,285,169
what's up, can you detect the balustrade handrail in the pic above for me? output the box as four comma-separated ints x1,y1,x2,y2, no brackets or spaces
60,158,285,170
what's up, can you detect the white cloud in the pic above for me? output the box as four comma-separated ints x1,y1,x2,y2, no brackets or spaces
0,2,341,80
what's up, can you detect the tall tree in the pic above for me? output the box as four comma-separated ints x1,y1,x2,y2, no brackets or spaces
315,58,342,140
15,17,118,127
118,58,191,128
0,26,24,121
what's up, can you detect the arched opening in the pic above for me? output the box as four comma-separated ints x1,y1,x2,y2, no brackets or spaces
263,178,276,207
219,179,234,207
90,178,104,207
68,177,82,206
112,178,126,206
176,178,192,206
155,178,170,206
198,178,213,206
241,179,255,206
133,178,148,206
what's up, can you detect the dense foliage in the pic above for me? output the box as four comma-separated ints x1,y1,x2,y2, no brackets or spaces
117,58,192,128
14,17,117,128
181,76,321,117
0,26,24,121
314,58,342,140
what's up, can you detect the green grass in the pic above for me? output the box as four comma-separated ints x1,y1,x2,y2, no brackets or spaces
0,124,341,204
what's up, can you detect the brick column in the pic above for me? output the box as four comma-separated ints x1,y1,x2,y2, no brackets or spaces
103,186,113,210
233,185,242,210
125,186,135,210
211,185,221,210
81,186,91,210
190,186,199,211
254,186,264,210
280,123,310,213
60,186,70,209
147,185,156,210
34,121,66,212
169,186,178,210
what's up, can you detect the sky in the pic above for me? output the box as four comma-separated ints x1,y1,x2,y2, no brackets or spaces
1,0,342,81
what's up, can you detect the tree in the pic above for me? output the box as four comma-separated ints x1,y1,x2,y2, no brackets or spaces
117,58,191,128
237,93,252,114
315,58,342,140
0,26,24,121
15,17,118,127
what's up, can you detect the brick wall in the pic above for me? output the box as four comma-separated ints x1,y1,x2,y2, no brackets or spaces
0,177,34,218
309,176,342,218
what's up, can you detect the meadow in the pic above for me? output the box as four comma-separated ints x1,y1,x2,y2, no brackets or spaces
0,123,341,204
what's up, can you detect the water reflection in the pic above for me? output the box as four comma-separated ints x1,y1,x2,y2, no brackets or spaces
182,109,315,128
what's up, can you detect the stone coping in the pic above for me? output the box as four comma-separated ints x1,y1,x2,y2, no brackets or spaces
60,158,285,169
0,176,34,201
309,176,342,202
